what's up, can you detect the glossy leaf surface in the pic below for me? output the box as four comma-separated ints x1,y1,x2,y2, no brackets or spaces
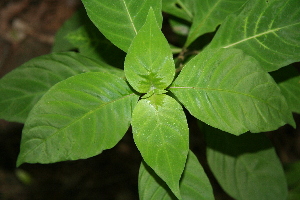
125,8,174,94
170,48,295,135
17,72,139,166
82,0,162,52
138,150,214,200
0,52,123,123
185,0,246,47
205,126,288,200
132,94,189,199
208,0,300,71
271,65,300,114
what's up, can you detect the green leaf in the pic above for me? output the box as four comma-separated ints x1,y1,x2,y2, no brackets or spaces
270,65,300,114
138,150,214,200
169,48,295,135
162,0,196,22
66,24,126,68
205,126,288,200
0,52,123,123
82,0,162,52
185,0,246,47
124,8,175,94
208,0,300,71
284,161,300,200
17,72,139,166
52,8,90,52
132,94,189,199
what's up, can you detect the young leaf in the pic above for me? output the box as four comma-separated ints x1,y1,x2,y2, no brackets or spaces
205,126,288,200
81,0,162,52
17,72,139,166
208,0,300,72
185,0,246,47
0,52,123,123
138,150,214,200
162,0,196,22
270,65,300,114
124,8,175,94
169,48,295,135
132,94,189,199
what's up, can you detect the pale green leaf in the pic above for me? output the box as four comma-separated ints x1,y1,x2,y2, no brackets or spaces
270,65,300,114
132,94,189,199
205,126,288,200
82,0,162,52
162,0,196,22
66,25,126,67
17,72,139,166
170,48,295,135
138,150,214,200
185,0,246,47
124,8,175,94
0,52,123,123
208,0,300,71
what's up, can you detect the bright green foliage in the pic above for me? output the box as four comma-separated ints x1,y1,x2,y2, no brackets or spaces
17,72,139,166
185,0,247,47
271,65,300,114
0,0,299,199
132,94,189,199
208,0,300,71
170,48,295,135
81,0,162,52
138,151,214,200
125,8,174,95
0,52,122,123
205,126,288,200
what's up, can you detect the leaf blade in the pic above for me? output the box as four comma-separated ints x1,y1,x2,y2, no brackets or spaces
208,0,300,71
170,48,294,135
124,8,175,94
0,52,123,123
17,72,139,166
82,0,162,52
132,94,189,199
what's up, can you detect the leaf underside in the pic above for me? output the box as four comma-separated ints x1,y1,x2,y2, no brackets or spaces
170,48,295,135
17,72,139,166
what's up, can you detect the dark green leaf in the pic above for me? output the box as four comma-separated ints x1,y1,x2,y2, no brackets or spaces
52,8,90,52
284,161,300,200
270,65,300,114
185,0,246,47
132,94,189,199
208,0,300,71
0,52,123,123
205,126,288,200
138,150,214,200
66,24,126,68
82,0,162,52
17,72,139,166
170,48,295,135
125,8,175,94
162,0,196,22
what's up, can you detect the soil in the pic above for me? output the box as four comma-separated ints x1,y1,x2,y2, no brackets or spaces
0,1,299,200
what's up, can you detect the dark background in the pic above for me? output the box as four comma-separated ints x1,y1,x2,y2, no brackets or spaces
0,1,299,199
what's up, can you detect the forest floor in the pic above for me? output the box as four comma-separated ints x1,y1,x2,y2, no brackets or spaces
0,1,300,200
